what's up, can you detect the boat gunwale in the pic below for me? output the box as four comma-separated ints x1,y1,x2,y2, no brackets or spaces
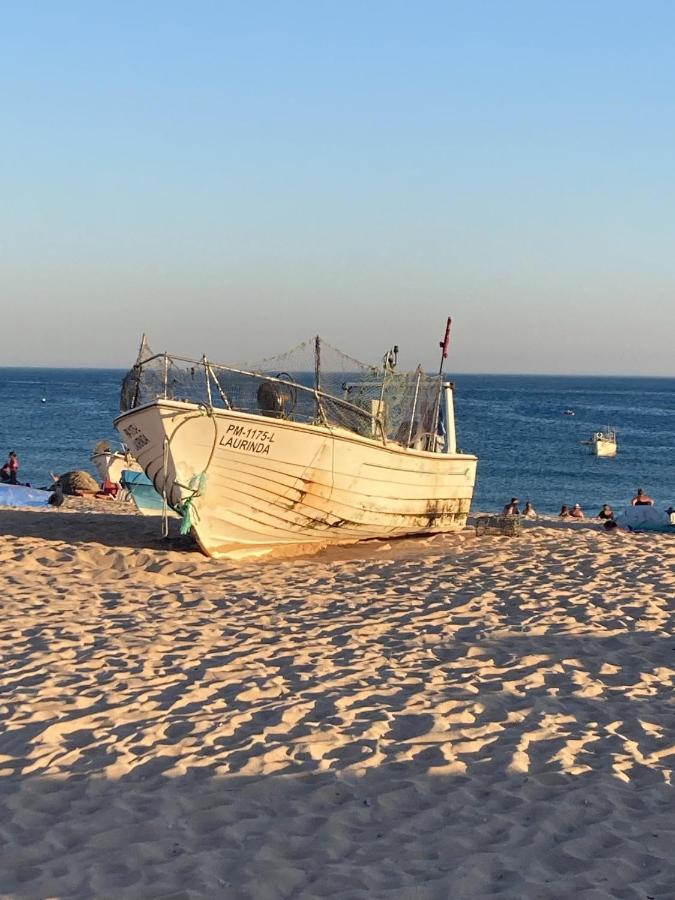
115,399,478,462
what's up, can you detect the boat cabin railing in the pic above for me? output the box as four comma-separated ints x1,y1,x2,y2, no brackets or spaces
121,352,448,451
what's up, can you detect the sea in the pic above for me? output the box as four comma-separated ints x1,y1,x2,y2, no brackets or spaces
0,368,673,515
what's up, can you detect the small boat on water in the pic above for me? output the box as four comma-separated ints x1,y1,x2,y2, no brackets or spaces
582,428,617,457
564,409,575,416
114,322,478,559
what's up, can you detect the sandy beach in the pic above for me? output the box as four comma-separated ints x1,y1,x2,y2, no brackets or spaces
0,503,673,899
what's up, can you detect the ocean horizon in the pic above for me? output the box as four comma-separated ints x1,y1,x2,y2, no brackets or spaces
1,367,673,515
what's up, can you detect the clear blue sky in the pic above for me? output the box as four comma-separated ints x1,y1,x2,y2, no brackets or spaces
2,1,674,373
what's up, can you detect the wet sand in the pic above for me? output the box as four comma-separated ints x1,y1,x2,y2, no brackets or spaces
0,501,673,898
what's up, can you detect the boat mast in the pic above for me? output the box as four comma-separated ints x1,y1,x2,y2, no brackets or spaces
427,317,452,451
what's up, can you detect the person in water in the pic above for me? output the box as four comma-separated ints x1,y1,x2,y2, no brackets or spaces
598,504,614,520
569,503,585,519
523,501,537,519
559,504,570,517
502,497,520,516
631,488,654,506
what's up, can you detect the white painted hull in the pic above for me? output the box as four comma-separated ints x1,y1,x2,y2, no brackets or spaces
115,400,477,560
594,440,617,457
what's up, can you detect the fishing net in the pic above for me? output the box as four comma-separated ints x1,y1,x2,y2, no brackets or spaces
120,337,443,449
55,470,100,495
120,336,156,412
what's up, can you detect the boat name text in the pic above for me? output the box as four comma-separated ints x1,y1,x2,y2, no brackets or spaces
220,424,276,455
121,424,150,451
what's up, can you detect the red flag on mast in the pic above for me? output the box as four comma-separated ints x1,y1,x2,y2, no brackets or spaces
440,317,452,358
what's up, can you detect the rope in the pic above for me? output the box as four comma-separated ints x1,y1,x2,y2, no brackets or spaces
161,437,170,538
161,405,219,538
175,473,207,534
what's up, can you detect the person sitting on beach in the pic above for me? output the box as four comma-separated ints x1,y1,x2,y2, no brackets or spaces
569,503,585,519
502,497,520,516
523,501,537,519
667,507,675,526
559,504,570,517
631,488,654,506
2,452,19,485
597,504,614,520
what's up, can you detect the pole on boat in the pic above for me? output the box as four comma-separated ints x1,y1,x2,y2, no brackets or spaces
428,317,452,451
202,355,213,407
314,335,321,422
131,333,148,409
438,317,452,372
407,368,422,448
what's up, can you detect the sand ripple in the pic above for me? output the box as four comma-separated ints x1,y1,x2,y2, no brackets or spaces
0,506,674,897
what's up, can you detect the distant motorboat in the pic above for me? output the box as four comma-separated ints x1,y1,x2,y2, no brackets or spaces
582,428,617,458
564,408,575,416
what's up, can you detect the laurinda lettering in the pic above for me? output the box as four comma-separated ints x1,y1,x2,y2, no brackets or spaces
221,436,271,455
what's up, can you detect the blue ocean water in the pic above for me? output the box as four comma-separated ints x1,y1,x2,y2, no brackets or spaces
456,374,675,514
0,368,673,514
0,369,123,489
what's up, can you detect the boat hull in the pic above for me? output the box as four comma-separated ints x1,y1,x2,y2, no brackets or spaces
115,400,478,559
594,440,617,457
120,469,178,518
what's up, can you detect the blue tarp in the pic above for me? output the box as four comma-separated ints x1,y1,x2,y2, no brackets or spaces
0,484,51,508
616,506,674,533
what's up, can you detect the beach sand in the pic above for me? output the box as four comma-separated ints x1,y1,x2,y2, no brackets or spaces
0,502,673,898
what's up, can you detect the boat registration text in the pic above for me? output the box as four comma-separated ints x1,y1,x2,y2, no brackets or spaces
220,424,277,455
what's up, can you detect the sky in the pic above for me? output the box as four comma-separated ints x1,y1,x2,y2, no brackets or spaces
2,1,675,374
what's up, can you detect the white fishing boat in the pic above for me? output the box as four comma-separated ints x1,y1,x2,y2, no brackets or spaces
114,323,478,560
90,440,142,484
582,428,617,457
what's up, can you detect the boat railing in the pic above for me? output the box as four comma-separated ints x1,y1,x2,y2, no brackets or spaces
127,352,391,445
124,351,448,452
